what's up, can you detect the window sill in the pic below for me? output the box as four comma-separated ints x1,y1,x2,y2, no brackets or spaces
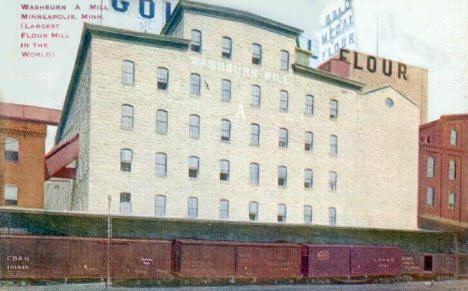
189,136,200,140
156,132,168,136
156,174,167,178
250,104,260,109
190,93,201,98
279,110,288,113
188,177,199,180
219,180,230,183
278,186,287,189
120,127,133,131
121,83,135,87
220,140,231,144
221,99,231,103
304,113,313,117
329,153,338,157
249,143,259,147
156,88,169,92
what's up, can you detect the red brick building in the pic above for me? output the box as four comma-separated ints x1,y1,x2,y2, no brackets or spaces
0,102,61,208
418,114,468,229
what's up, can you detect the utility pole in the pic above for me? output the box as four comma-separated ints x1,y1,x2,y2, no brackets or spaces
106,195,112,287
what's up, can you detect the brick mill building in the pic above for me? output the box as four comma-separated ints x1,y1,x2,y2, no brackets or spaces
0,102,60,208
53,0,427,229
418,114,468,229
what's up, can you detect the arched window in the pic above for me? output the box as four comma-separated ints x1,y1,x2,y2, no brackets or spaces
190,73,201,96
304,205,312,224
120,192,132,214
187,197,198,218
329,171,337,191
220,159,230,181
221,79,231,101
280,50,289,71
249,201,258,221
120,149,133,172
190,30,201,52
122,60,134,85
252,43,262,65
155,195,166,217
279,90,288,112
450,128,457,146
305,131,313,151
189,114,200,138
155,152,167,176
121,104,134,130
250,123,260,146
279,128,288,148
277,203,287,222
427,156,434,177
426,187,434,207
221,37,232,58
219,199,229,219
305,95,314,115
221,119,231,142
249,163,259,185
330,135,338,155
304,169,313,189
251,85,261,106
156,110,168,134
328,207,336,225
330,99,338,119
278,166,287,187
157,67,169,90
188,156,199,178
4,138,19,161
449,159,456,180
448,190,455,210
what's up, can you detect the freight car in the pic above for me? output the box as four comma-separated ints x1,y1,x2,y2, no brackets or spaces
0,235,458,285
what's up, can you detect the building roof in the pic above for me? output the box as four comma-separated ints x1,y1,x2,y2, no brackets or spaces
419,113,468,129
292,63,365,90
161,0,303,37
0,102,61,125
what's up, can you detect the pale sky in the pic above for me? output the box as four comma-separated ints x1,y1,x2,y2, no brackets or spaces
0,0,467,150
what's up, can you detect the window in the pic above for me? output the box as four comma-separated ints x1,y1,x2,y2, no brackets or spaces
304,169,313,189
277,204,287,222
221,79,231,101
330,135,338,155
120,193,132,214
278,166,287,187
449,159,456,180
4,138,19,161
251,85,261,106
155,195,166,217
187,197,198,218
328,207,336,225
330,99,338,119
448,191,455,210
279,90,288,112
190,30,201,52
157,67,169,90
165,1,171,21
121,104,134,130
122,60,134,85
4,184,18,205
385,98,394,108
426,187,434,207
250,123,260,146
188,156,199,178
305,95,314,115
305,132,313,151
427,156,434,178
279,128,288,148
329,171,337,191
252,44,262,65
190,73,201,96
155,153,167,177
249,201,258,221
189,114,200,138
280,50,289,71
304,205,312,224
222,37,232,59
249,163,259,185
219,199,229,219
120,149,133,172
220,159,230,181
156,110,168,134
221,119,231,142
450,128,457,146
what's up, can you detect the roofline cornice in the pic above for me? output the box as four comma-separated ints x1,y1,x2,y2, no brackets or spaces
292,63,365,90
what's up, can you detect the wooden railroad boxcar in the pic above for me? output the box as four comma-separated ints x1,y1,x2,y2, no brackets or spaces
301,245,350,277
401,253,457,275
350,246,401,276
172,240,302,278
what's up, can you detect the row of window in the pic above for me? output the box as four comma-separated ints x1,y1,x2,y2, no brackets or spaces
189,30,290,70
426,157,457,180
121,151,339,190
119,192,337,225
123,64,339,119
121,108,339,153
426,187,457,210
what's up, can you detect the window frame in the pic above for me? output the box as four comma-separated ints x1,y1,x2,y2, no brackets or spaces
278,165,287,187
221,36,232,59
157,67,169,90
279,128,288,148
156,109,168,134
329,171,337,191
190,29,202,52
330,135,338,155
220,159,230,181
448,159,456,180
189,114,200,138
450,128,457,146
427,156,435,178
120,192,132,214
304,205,312,224
305,95,314,115
219,199,229,219
4,137,19,162
4,184,18,205
251,85,261,106
155,152,167,177
277,203,287,222
330,99,338,120
220,119,231,142
121,104,134,130
250,123,260,146
155,195,166,217
279,90,289,112
187,196,198,218
252,43,262,65
249,201,259,221
122,60,135,86
426,187,434,207
448,190,455,210
280,50,289,71
304,168,313,189
190,73,201,96
120,148,133,172
249,162,260,185
221,79,231,102
328,207,337,225
188,156,200,178
305,131,313,151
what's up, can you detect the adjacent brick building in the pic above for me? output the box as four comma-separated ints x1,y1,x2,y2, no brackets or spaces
0,102,61,208
418,114,468,229
54,0,425,229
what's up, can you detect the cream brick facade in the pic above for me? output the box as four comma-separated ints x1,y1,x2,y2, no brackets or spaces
56,1,419,230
